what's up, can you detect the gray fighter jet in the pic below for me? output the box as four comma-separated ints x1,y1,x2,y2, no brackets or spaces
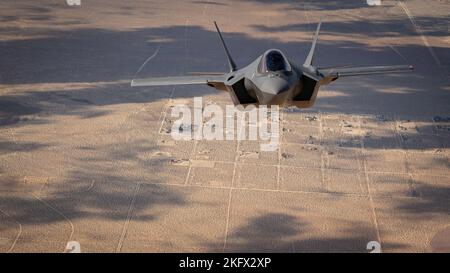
131,22,413,108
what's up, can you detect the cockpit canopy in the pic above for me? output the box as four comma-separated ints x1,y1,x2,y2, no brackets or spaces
258,49,292,73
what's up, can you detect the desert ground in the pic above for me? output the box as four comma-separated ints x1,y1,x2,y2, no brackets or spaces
0,0,449,252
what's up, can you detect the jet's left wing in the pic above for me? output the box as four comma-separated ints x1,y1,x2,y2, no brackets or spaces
320,65,414,78
131,74,226,87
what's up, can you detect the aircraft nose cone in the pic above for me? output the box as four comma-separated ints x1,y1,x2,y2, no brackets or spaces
259,77,292,105
261,77,291,95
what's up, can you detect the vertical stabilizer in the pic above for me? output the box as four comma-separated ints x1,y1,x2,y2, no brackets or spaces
214,21,237,72
303,21,321,67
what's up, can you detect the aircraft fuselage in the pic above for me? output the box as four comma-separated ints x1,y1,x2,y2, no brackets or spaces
221,49,322,108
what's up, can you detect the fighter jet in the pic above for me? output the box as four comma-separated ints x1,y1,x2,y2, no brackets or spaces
131,22,413,108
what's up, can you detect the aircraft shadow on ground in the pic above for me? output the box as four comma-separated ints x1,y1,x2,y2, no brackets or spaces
202,212,407,252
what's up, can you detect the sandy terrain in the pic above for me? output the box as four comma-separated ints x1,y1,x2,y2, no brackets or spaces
0,0,449,252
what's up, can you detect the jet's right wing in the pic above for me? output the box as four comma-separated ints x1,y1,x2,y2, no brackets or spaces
131,22,233,91
320,65,414,78
131,74,226,87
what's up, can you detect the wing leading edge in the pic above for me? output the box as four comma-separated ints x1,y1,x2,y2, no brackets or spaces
130,75,226,87
320,65,414,78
